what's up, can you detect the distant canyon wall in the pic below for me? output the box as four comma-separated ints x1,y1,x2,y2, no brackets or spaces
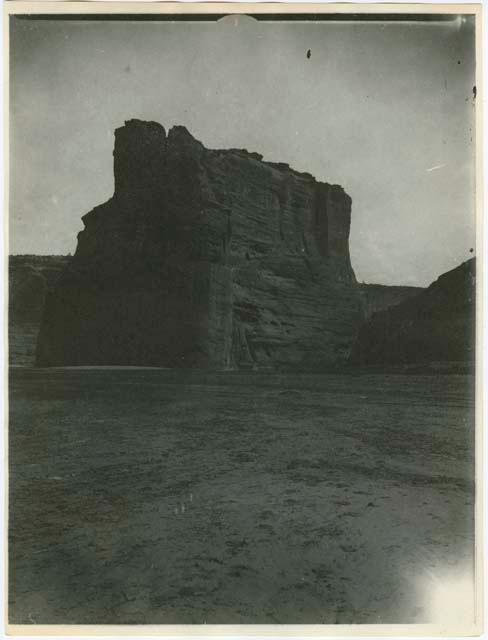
358,284,423,321
351,258,476,367
9,255,70,366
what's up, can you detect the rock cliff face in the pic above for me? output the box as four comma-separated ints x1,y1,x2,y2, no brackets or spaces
350,258,476,367
358,284,423,321
9,255,70,366
9,255,419,367
36,119,362,369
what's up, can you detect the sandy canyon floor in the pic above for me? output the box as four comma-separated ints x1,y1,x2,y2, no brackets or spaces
9,368,475,624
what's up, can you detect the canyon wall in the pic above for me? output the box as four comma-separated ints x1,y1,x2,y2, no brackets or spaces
358,284,423,321
36,119,363,369
9,255,423,367
351,258,476,367
9,255,69,366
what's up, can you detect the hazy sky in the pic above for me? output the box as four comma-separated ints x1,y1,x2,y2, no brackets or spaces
9,14,476,286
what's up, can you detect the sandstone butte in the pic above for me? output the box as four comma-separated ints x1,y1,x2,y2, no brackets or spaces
36,119,364,369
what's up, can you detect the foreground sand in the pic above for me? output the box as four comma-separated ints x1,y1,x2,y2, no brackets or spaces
9,369,475,624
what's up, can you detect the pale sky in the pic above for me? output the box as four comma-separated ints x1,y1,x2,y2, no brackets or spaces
9,14,476,286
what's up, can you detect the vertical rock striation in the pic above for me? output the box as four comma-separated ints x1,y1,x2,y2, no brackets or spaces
36,119,362,369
